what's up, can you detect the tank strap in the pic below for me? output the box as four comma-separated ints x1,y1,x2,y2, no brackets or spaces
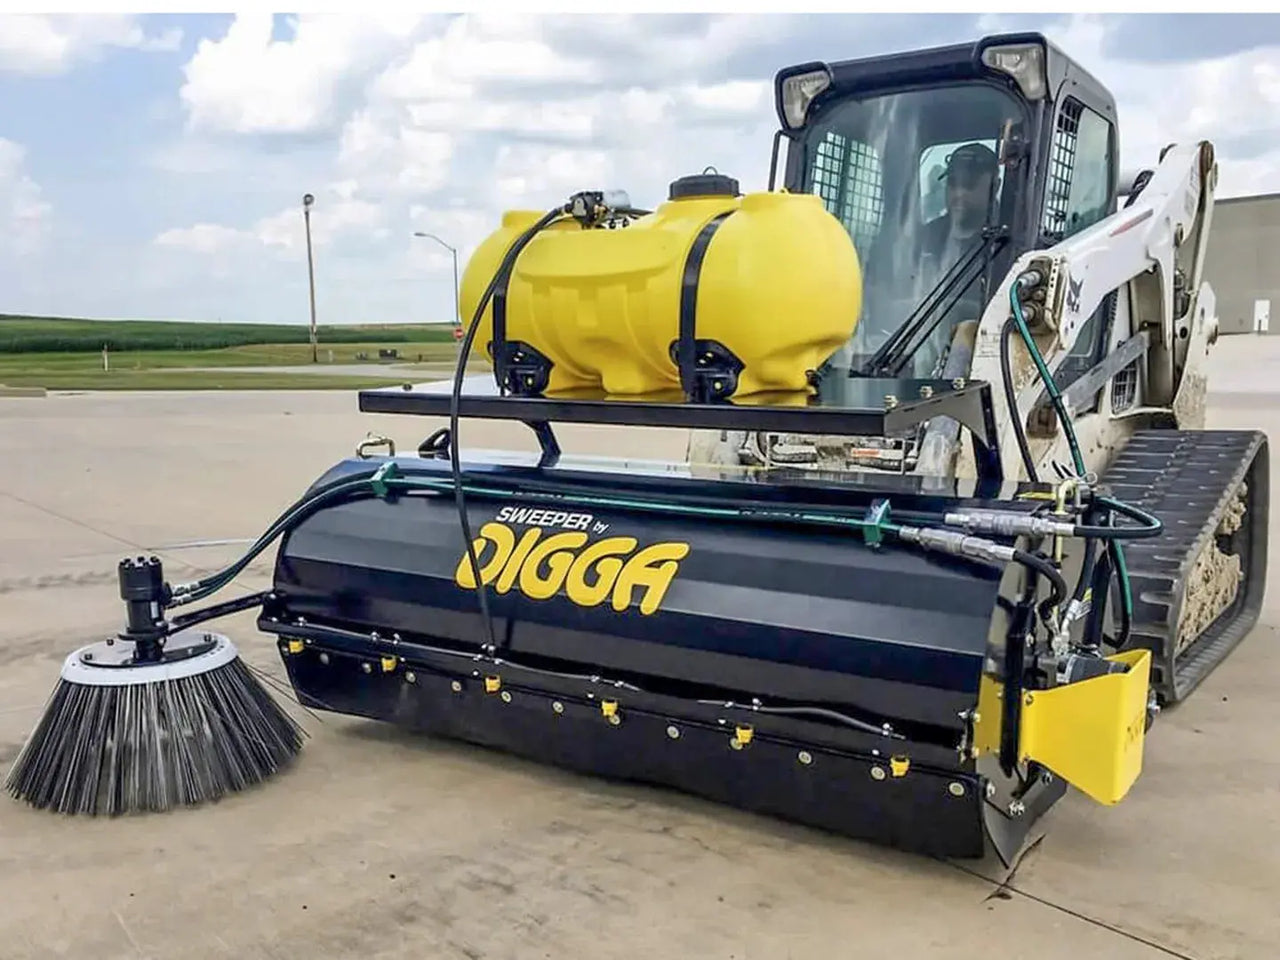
492,248,514,382
490,232,553,396
676,211,744,402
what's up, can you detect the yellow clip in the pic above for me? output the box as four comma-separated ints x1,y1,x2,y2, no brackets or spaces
484,676,501,693
889,755,910,777
734,725,754,746
600,700,618,718
286,639,304,654
380,656,397,673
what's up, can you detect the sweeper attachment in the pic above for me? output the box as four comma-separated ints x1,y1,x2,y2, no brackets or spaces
6,32,1269,865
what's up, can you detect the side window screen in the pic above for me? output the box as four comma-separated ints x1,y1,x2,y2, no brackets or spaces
810,131,884,252
1043,98,1113,240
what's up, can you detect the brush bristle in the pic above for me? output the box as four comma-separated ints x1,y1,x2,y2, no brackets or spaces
5,655,304,815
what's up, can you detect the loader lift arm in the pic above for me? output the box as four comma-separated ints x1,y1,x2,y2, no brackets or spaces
965,139,1221,482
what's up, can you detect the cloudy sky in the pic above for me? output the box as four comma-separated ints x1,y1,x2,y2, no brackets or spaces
2,12,1278,327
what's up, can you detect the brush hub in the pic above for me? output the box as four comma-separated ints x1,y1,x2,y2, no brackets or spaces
61,630,238,686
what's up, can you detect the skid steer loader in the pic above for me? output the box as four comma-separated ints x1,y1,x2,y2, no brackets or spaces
11,31,1264,866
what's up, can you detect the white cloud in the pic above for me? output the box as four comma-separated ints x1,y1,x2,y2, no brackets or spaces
178,13,430,135
152,182,387,262
153,222,245,255
0,139,51,256
0,14,180,75
119,14,1280,329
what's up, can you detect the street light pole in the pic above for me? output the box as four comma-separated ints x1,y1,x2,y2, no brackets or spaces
303,193,318,363
413,231,460,366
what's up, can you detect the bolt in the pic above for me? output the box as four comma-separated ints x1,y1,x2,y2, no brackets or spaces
552,701,564,714
985,782,996,799
451,680,463,693
729,739,744,751
319,652,330,665
884,394,899,409
870,766,887,781
666,725,680,739
405,671,416,684
919,385,934,399
948,781,966,797
1041,771,1053,785
952,378,967,390
392,633,401,644
1008,800,1026,817
500,691,512,703
361,662,372,674
607,714,621,726
798,751,813,766
84,652,94,662
1025,693,1034,707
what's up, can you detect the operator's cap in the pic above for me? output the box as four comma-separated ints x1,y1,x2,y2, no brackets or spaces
940,142,998,182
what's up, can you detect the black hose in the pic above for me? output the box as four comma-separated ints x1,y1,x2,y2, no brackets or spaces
1001,317,1039,482
1072,495,1163,540
1083,546,1113,652
1014,548,1067,616
170,470,382,604
1107,539,1133,647
450,205,571,653
1073,536,1099,604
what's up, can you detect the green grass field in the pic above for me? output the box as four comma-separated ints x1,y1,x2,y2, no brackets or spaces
0,315,479,391
0,314,454,353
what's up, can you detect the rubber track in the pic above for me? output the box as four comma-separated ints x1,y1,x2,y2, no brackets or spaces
1098,429,1269,703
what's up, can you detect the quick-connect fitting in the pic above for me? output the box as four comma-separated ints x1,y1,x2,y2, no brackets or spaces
898,526,1017,564
944,510,1075,538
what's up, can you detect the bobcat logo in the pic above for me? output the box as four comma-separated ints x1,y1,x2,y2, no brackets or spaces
1065,273,1084,315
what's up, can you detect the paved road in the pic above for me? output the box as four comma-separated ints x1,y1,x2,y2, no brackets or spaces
0,335,1276,959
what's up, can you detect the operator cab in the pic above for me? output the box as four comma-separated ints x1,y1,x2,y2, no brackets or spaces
774,33,1120,383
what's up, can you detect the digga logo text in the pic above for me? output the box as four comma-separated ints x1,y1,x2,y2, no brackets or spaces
454,522,689,614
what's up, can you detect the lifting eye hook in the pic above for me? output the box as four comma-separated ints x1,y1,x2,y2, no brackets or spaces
357,433,396,459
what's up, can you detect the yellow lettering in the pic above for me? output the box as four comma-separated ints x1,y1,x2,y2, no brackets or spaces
454,520,690,614
519,531,590,600
565,536,638,607
612,542,691,615
494,527,543,594
454,522,516,588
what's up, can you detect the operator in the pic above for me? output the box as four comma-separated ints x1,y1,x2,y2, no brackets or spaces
914,141,1000,376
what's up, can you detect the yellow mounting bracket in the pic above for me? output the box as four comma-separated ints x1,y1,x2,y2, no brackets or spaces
973,648,1152,806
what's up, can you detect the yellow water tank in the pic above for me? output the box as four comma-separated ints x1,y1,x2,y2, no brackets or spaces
458,174,862,398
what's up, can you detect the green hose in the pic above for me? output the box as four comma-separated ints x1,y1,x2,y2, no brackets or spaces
1008,278,1136,634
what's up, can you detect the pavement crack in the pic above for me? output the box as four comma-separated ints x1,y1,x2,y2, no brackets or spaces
0,489,213,579
944,857,1200,959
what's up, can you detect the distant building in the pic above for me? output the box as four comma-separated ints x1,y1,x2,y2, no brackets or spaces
1203,191,1280,335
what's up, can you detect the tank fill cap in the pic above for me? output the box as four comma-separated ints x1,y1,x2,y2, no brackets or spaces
669,171,740,200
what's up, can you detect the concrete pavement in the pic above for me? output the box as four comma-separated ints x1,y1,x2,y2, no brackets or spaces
1,336,1276,959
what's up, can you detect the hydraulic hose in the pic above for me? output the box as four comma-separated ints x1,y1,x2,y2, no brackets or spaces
1001,316,1040,483
1108,537,1134,646
169,470,381,605
1014,548,1068,616
1009,278,1086,477
1080,495,1163,539
449,204,572,652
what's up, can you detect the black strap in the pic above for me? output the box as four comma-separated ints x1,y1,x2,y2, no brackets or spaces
491,258,514,382
677,211,734,397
